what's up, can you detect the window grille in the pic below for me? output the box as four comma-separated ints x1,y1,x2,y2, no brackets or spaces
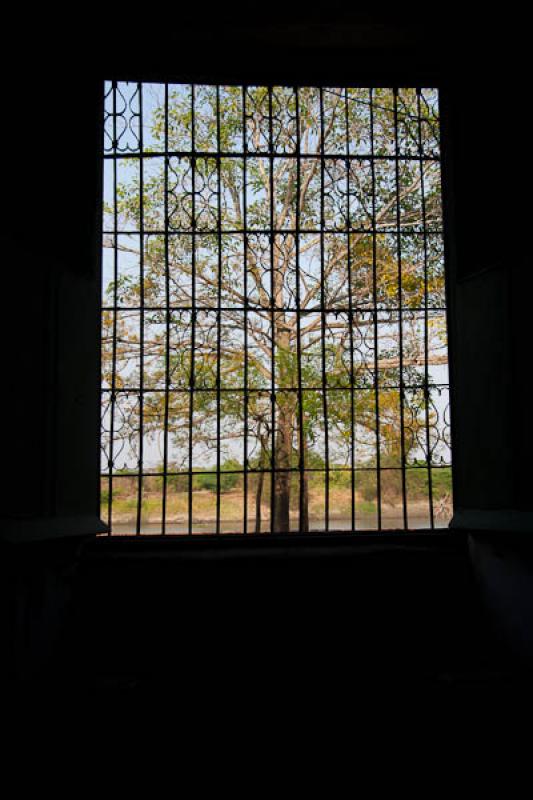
101,82,452,535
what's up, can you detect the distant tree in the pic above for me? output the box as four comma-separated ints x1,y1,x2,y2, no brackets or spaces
102,84,447,531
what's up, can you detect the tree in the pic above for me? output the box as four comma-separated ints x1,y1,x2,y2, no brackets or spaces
102,83,448,532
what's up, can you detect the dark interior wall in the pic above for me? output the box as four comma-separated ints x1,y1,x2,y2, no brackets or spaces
2,67,102,524
1,12,531,685
444,22,531,514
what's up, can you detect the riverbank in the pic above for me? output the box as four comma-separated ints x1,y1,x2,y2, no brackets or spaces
103,486,452,532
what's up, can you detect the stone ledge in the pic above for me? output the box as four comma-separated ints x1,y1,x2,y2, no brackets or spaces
0,515,108,545
451,509,533,534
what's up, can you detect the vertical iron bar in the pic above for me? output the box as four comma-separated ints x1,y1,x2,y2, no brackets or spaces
295,88,306,532
97,82,106,528
438,87,456,519
369,88,383,530
416,88,435,529
393,88,409,530
242,86,249,534
161,82,170,535
269,86,276,533
216,86,222,534
136,83,144,536
319,87,330,533
188,85,197,535
107,80,119,535
345,88,356,533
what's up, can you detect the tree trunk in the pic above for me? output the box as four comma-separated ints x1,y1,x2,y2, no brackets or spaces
298,421,309,533
273,402,292,533
255,431,268,534
255,470,264,534
273,410,292,533
272,280,294,534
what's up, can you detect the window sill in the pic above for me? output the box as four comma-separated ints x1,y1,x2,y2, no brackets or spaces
451,509,533,534
85,528,465,562
1,515,108,546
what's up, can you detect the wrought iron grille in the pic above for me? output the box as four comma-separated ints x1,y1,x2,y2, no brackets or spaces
101,82,452,535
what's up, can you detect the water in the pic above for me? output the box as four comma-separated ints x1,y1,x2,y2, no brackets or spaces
109,515,450,536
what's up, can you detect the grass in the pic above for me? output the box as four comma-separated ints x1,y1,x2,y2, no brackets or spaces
102,483,452,524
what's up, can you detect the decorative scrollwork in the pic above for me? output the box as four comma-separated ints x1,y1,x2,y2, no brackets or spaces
104,81,141,154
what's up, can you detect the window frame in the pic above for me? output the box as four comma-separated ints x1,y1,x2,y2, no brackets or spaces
96,52,457,541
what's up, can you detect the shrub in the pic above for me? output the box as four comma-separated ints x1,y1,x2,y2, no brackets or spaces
192,459,243,493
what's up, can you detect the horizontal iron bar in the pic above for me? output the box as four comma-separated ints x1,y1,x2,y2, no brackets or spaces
102,464,451,478
96,529,450,540
103,228,445,236
101,382,450,393
105,83,440,121
102,305,447,314
104,150,440,161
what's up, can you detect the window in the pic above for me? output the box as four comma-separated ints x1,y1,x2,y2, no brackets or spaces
101,81,452,536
